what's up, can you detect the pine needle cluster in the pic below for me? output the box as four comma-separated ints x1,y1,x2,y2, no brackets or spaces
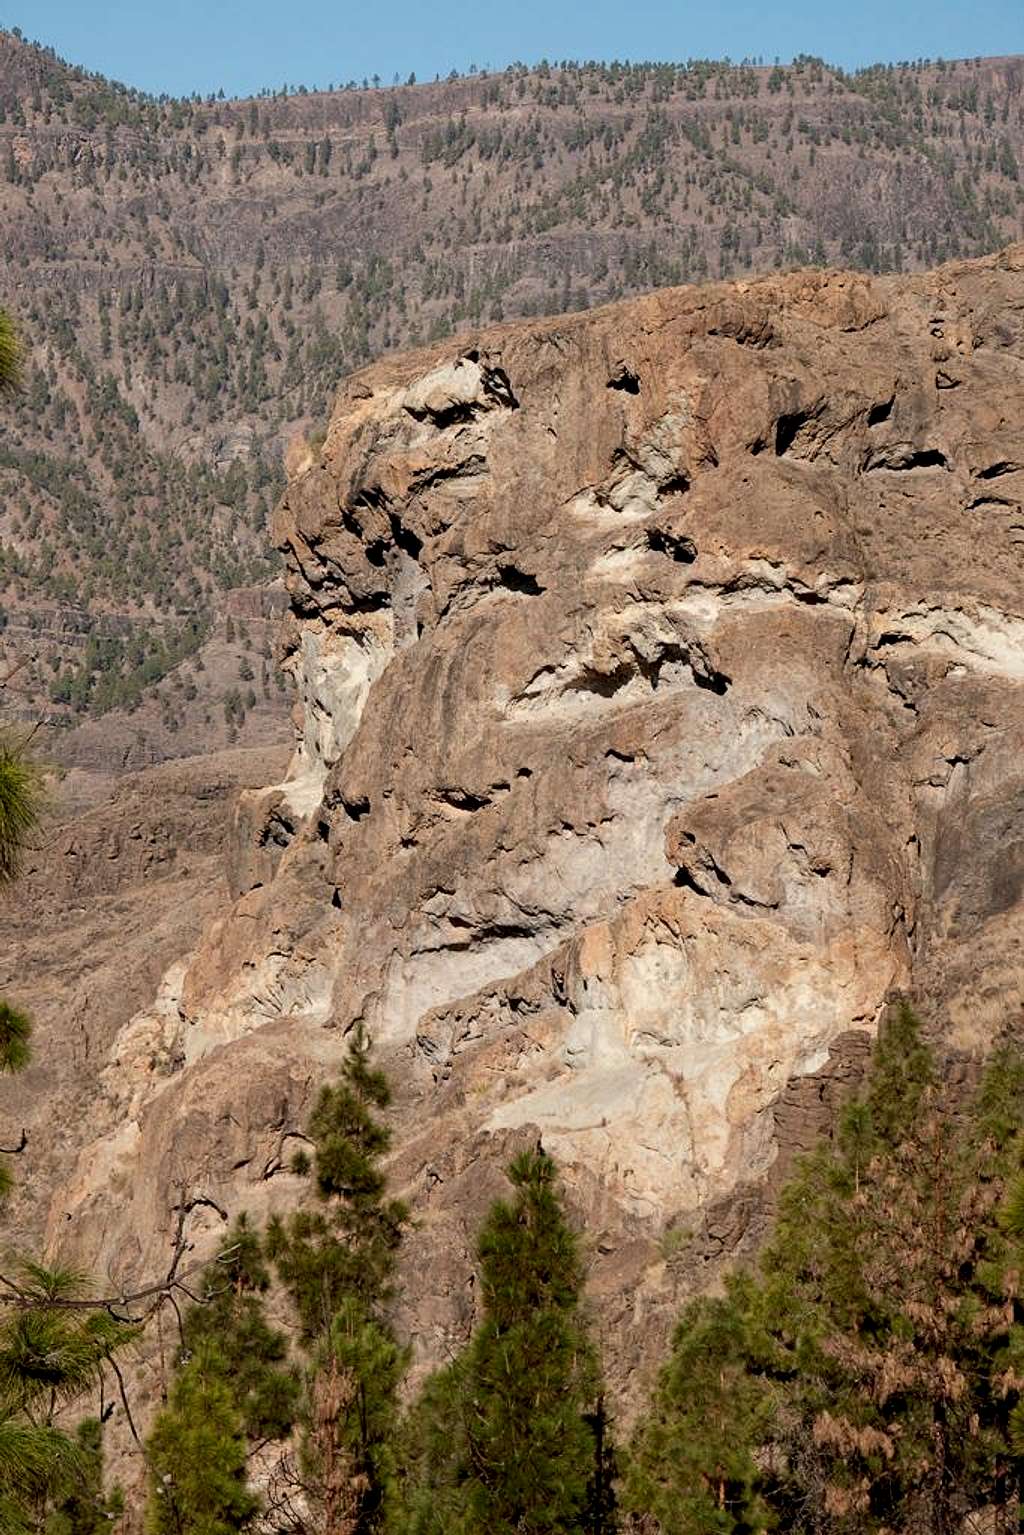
626,1003,1024,1533
0,1264,134,1535
0,739,42,888
393,1148,610,1535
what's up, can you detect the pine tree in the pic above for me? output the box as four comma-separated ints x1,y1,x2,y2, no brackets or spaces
626,1005,1024,1535
267,1024,409,1533
145,1220,297,1535
301,1296,407,1535
396,1148,608,1535
624,1285,773,1534
392,1355,470,1535
750,1007,1018,1533
862,996,935,1149
0,1263,133,1535
146,1340,259,1535
267,1023,407,1341
183,1215,299,1442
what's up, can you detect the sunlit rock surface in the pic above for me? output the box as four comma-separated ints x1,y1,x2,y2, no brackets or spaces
57,245,1024,1416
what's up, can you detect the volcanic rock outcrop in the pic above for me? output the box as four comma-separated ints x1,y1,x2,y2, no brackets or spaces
55,246,1024,1408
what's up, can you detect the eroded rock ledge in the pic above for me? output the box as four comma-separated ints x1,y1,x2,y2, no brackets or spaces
61,245,1024,1408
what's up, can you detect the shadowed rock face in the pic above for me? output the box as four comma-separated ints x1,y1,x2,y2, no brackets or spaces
56,246,1024,1409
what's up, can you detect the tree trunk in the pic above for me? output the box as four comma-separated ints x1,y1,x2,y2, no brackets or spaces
311,1352,360,1535
930,1400,951,1535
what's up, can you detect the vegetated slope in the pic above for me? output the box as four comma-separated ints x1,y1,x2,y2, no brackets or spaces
0,28,1022,748
44,244,1024,1456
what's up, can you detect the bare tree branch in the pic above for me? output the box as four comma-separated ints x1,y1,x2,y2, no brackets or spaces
0,1190,237,1321
106,1348,143,1450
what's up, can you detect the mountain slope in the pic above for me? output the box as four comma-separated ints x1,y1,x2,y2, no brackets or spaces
24,245,1024,1492
1,31,1023,755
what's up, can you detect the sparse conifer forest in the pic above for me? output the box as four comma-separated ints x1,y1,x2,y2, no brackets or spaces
9,951,1024,1535
3,16,1024,1535
0,27,1023,747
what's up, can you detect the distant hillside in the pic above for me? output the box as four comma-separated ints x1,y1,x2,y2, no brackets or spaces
0,30,1022,755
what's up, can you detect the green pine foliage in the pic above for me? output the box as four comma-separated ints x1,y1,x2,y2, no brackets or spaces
0,999,32,1205
395,1148,609,1535
267,1023,408,1341
267,1024,409,1533
390,1356,467,1534
0,1263,134,1535
0,738,41,1195
0,1263,135,1409
0,307,19,392
626,1005,1024,1534
623,1286,773,1534
301,1296,408,1535
146,1340,259,1535
0,346,39,1192
144,1219,297,1534
1000,1173,1024,1458
0,1000,32,1078
0,738,42,887
0,1418,82,1535
46,1417,124,1535
183,1215,299,1442
861,995,935,1149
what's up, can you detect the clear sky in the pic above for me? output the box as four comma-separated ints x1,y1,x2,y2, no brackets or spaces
9,0,1024,100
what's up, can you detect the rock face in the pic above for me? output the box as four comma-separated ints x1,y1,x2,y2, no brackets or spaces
0,746,290,1255
7,34,1024,746
54,247,1024,1414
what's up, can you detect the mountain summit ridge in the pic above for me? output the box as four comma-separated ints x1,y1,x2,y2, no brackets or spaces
1,31,1023,753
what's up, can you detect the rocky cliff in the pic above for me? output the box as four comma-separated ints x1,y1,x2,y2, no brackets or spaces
5,30,1024,750
35,246,1024,1434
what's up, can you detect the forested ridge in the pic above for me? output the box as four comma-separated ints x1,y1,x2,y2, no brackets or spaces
1,29,1023,733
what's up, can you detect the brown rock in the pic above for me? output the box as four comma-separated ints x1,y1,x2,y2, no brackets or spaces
47,247,1024,1431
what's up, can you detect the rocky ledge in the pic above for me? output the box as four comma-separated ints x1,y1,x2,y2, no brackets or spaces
55,245,1024,1410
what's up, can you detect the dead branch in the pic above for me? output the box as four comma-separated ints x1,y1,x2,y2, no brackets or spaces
0,1190,237,1322
0,656,29,689
106,1348,143,1449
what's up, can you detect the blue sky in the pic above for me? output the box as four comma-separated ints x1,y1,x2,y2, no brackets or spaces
9,0,1024,100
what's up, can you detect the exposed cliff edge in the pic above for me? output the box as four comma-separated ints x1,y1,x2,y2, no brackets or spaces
49,245,1024,1417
